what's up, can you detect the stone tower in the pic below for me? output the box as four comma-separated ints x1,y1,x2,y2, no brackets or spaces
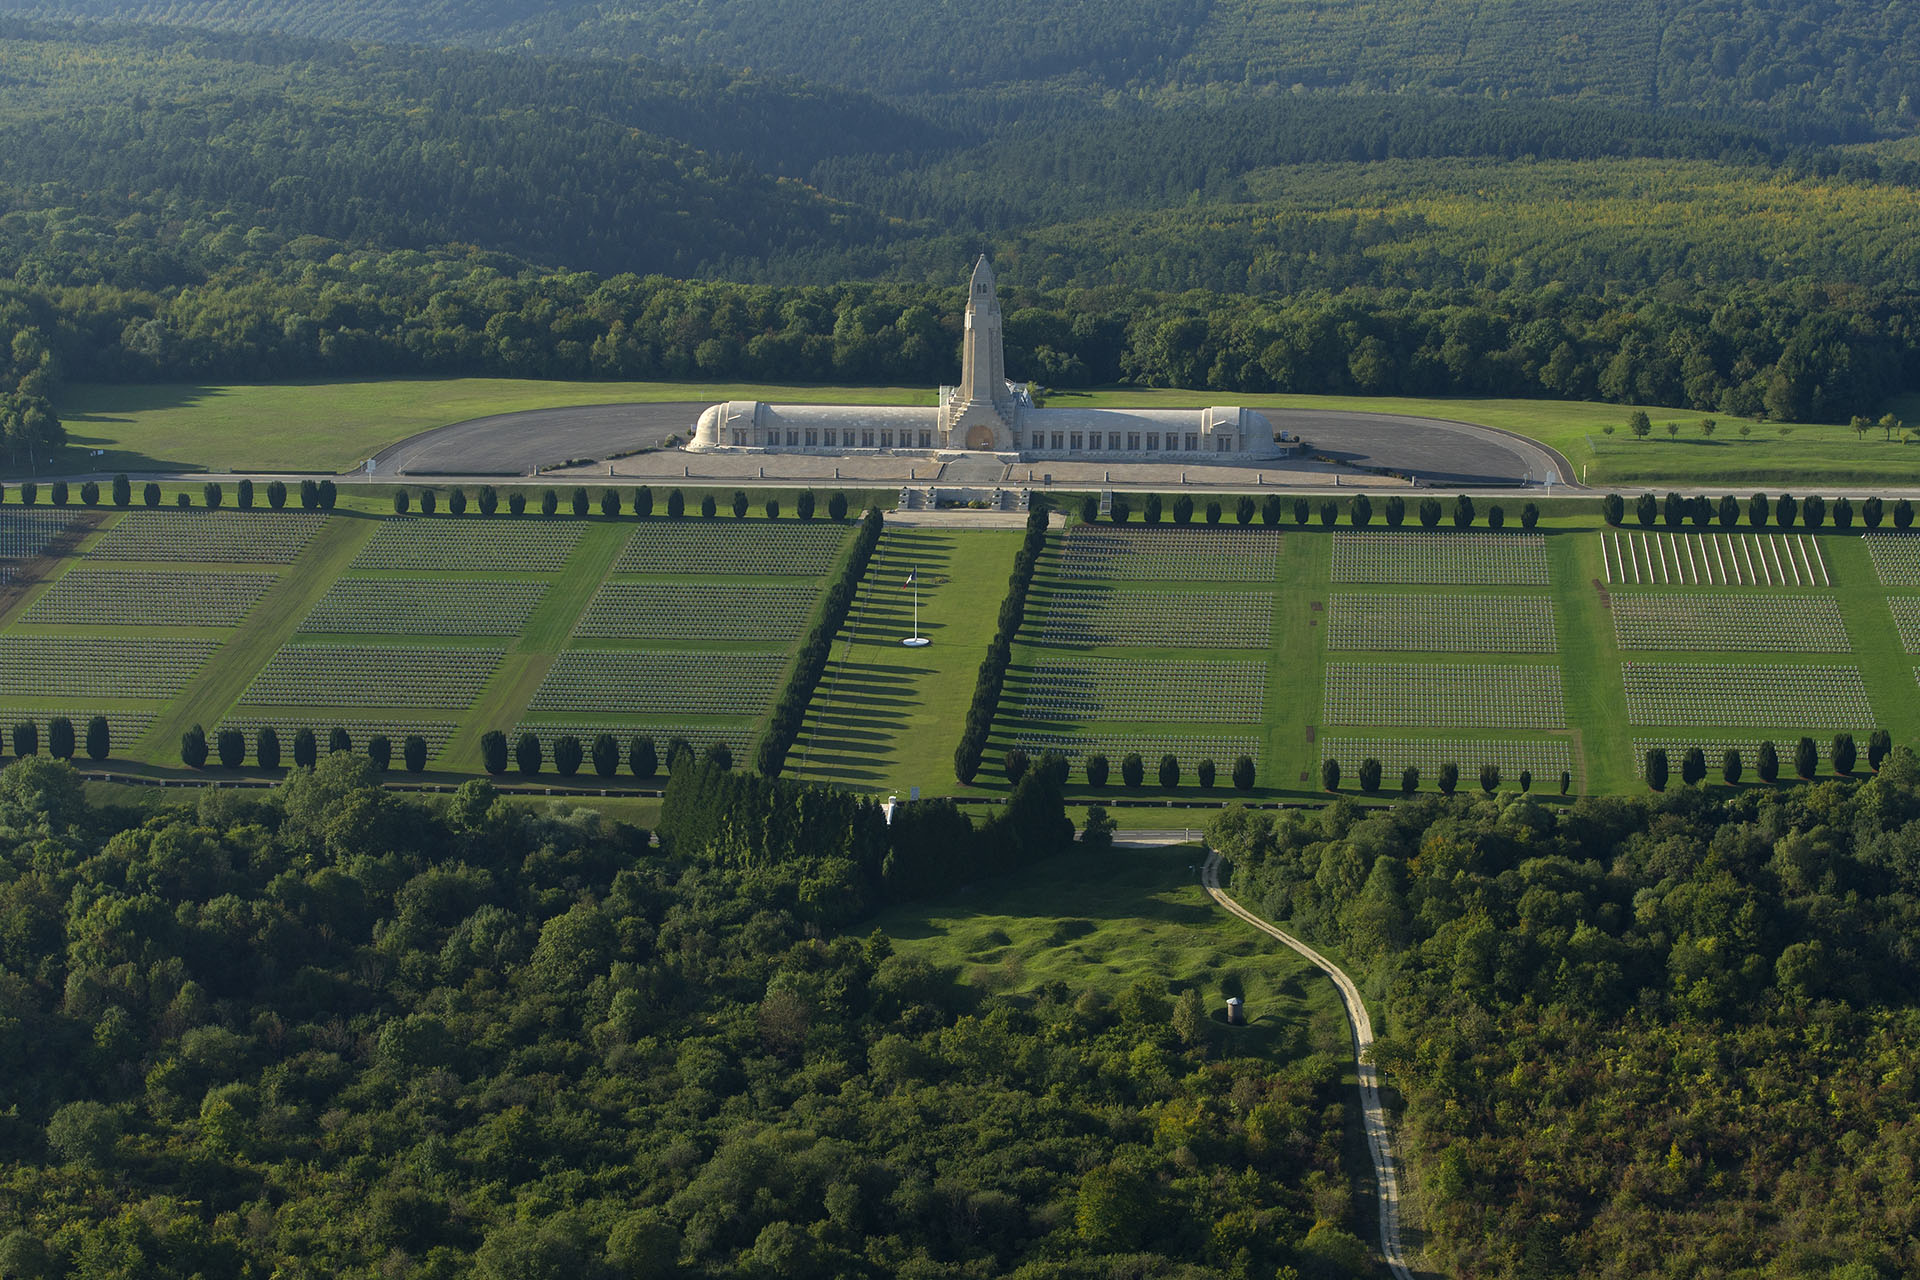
942,256,1016,449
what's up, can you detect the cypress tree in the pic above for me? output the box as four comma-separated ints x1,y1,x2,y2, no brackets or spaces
403,735,429,772
516,732,543,776
1757,740,1779,783
181,724,208,769
1320,757,1340,791
293,727,318,768
85,715,110,761
1358,757,1381,792
366,735,392,772
1645,747,1668,791
554,735,583,777
1233,755,1256,790
1794,736,1818,779
480,730,508,775
1722,748,1743,785
257,726,281,770
592,733,620,778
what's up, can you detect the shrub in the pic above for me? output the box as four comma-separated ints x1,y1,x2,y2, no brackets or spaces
1719,494,1740,527
1144,493,1163,524
317,480,336,510
791,489,808,520
508,491,526,515
1645,748,1668,791
215,728,244,769
1234,495,1255,525
1479,763,1500,794
596,488,618,517
732,490,750,518
47,716,74,761
665,738,694,773
237,478,253,509
1385,495,1406,527
1748,492,1770,527
50,481,68,506
1520,502,1539,529
1802,494,1825,529
19,481,34,506
1109,496,1130,523
1196,758,1215,789
175,492,190,508
1082,804,1115,850
1085,753,1109,787
1832,496,1853,530
112,474,131,506
79,480,99,506
1863,496,1884,528
1079,494,1100,524
403,735,428,773
480,730,508,775
85,715,110,761
365,734,392,772
1004,749,1030,784
1681,746,1706,786
1794,736,1818,780
628,735,658,779
1158,753,1180,789
392,490,411,514
299,479,319,509
1318,499,1337,528
257,727,280,770
292,728,317,769
1232,755,1255,791
1722,748,1743,785
1205,500,1222,525
1418,498,1442,528
448,488,467,515
1292,497,1310,526
1832,733,1857,775
1452,494,1475,528
1777,493,1799,527
419,488,437,515
1487,505,1504,529
591,733,620,778
1350,494,1372,527
479,485,499,515
542,489,559,516
266,480,286,509
1438,762,1459,794
1173,494,1194,524
1260,494,1282,526
1757,740,1779,783
1869,728,1893,771
553,735,583,777
700,494,717,518
1559,770,1571,796
829,492,849,520
1320,757,1340,791
328,727,352,755
572,487,590,517
1121,752,1145,788
1357,757,1381,792
1401,765,1419,796
181,724,208,769
764,497,781,520
1518,768,1531,794
10,721,35,757
515,732,542,776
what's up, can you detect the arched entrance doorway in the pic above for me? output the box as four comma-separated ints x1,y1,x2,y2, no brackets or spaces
965,425,997,450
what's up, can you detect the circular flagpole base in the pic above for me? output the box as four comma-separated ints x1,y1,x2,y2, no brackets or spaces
901,637,931,647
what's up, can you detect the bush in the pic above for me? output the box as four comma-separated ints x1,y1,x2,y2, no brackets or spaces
111,474,131,506
1260,493,1282,526
572,487,590,517
1487,504,1504,529
601,488,621,517
292,727,317,769
1636,493,1658,527
10,721,35,757
1385,495,1406,527
591,733,620,778
256,727,280,770
1518,768,1531,793
18,481,34,506
1205,500,1222,525
508,490,526,515
1158,753,1180,789
328,727,352,755
1418,498,1441,528
1234,495,1255,525
366,735,392,772
1869,728,1893,771
628,735,658,779
50,481,68,506
479,485,499,515
175,491,190,508
1401,765,1420,796
403,735,428,773
1680,746,1706,786
1452,494,1475,528
665,738,694,773
664,489,686,517
1757,739,1779,783
448,488,467,515
1004,749,1030,784
1645,747,1668,791
1719,494,1741,527
553,735,584,777
1196,758,1216,789
1864,496,1884,528
181,724,208,769
299,479,319,509
1320,757,1340,791
1663,492,1684,528
829,492,849,520
1802,494,1825,529
266,480,286,509
1832,496,1853,530
1358,757,1381,792
216,728,244,769
700,494,717,518
1832,732,1857,775
480,730,508,775
1438,762,1459,794
1777,493,1799,527
1085,753,1109,787
1722,748,1743,785
1292,496,1310,526
1794,736,1818,780
1318,499,1338,527
85,715,110,761
392,489,411,514
542,489,559,516
317,480,336,509
1173,494,1194,524
203,482,222,509
1079,494,1100,524
1232,755,1255,790
764,497,781,520
516,732,543,776
47,716,74,761
419,488,437,515
1121,752,1145,788
1350,494,1371,527
1081,804,1115,851
1109,496,1130,523
1144,493,1163,524
1520,502,1539,529
1479,762,1500,794
791,489,808,520
79,480,99,506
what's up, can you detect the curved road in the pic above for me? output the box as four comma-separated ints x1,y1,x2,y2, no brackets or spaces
1202,849,1415,1280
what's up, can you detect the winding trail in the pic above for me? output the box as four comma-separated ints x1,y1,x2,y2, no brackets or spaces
1202,849,1416,1280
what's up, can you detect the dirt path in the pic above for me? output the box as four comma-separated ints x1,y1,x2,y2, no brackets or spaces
1201,849,1415,1280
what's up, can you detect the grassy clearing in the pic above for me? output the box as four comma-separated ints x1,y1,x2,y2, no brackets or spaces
53,378,934,475
874,842,1350,1067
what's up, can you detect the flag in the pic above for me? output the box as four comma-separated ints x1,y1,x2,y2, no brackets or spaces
903,570,916,586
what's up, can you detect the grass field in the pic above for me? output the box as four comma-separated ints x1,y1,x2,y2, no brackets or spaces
51,375,1917,487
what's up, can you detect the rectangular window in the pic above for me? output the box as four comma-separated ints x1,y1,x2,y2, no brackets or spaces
1146,432,1159,451
786,431,798,446
1051,433,1064,450
1217,435,1232,452
920,431,932,448
1104,433,1117,451
880,430,893,448
1069,433,1083,451
732,430,746,446
1185,433,1199,452
1127,433,1140,451
862,431,875,448
805,430,818,446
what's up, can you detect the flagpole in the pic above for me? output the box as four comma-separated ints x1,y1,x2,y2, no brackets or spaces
902,563,930,647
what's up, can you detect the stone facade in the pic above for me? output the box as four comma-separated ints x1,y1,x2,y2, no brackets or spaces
690,257,1285,463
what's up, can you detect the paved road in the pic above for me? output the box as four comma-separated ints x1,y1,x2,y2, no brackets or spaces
1270,408,1572,487
371,402,704,476
1203,849,1416,1280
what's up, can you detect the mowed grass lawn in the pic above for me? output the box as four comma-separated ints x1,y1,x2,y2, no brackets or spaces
53,378,937,475
872,841,1351,1068
1061,387,1920,488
